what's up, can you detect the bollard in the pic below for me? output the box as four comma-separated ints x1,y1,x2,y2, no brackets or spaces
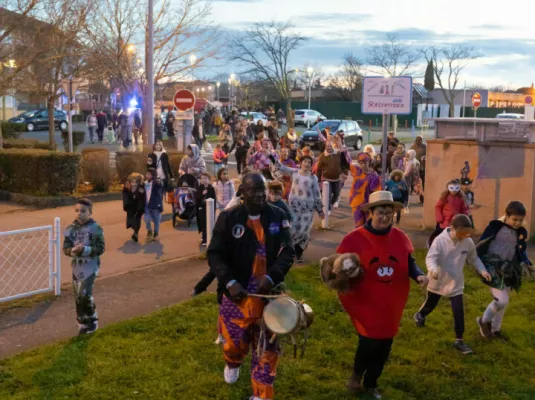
321,181,330,229
54,217,61,296
405,120,408,129
206,198,215,247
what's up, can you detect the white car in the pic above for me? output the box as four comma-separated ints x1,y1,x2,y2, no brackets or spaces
495,113,525,120
241,112,268,125
294,109,326,126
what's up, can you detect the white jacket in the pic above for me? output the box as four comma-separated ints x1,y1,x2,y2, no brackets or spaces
215,180,235,210
426,228,486,297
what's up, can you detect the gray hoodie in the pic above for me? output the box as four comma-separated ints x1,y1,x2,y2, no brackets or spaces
426,228,486,297
179,144,206,179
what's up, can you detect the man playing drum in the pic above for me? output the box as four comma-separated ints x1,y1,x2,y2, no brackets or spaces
208,172,295,400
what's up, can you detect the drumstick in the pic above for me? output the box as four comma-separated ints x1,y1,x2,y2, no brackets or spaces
269,334,277,344
248,293,285,299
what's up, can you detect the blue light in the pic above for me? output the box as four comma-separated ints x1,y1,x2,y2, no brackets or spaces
129,98,138,108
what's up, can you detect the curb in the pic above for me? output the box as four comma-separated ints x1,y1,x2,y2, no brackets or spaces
0,190,122,209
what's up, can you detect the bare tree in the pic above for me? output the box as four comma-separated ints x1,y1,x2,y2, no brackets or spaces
12,0,92,145
85,0,217,135
366,34,419,77
327,54,363,101
229,21,306,128
422,45,479,117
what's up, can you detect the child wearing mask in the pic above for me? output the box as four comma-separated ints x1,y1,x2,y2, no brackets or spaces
476,201,534,340
196,172,216,246
415,214,491,354
428,179,469,247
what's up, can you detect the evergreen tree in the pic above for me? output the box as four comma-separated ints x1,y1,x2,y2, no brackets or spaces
424,61,435,92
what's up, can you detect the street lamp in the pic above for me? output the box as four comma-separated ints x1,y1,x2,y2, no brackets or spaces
126,44,136,53
228,77,232,109
216,81,220,101
307,66,314,128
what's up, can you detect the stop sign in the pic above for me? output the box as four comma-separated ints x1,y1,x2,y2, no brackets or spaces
173,89,196,111
525,95,533,105
472,92,482,108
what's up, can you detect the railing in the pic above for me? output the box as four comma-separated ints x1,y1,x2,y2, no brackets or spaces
0,218,61,303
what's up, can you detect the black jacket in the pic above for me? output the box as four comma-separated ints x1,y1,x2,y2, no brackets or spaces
147,152,173,181
208,203,295,303
122,187,146,229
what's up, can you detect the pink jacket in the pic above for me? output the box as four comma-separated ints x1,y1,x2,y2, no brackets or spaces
435,194,469,229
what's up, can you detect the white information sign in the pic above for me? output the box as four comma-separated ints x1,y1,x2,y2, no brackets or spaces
362,76,413,115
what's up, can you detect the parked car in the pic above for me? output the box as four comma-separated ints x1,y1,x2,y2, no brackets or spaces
294,109,326,126
9,109,68,132
241,111,268,125
299,119,363,150
495,113,525,120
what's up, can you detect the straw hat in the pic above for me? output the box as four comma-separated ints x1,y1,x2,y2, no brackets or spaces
361,191,404,212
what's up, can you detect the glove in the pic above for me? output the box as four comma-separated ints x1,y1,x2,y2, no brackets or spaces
228,282,247,303
256,275,274,295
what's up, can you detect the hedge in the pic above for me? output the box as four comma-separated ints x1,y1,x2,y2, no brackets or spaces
116,150,184,183
61,130,85,152
81,149,112,192
0,149,80,196
2,138,56,150
1,122,26,139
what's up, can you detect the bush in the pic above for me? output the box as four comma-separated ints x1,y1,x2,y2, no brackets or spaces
2,138,56,150
80,148,112,192
116,150,184,183
0,149,80,196
1,122,26,139
61,130,85,152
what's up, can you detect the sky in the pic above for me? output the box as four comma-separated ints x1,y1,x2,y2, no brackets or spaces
202,0,535,89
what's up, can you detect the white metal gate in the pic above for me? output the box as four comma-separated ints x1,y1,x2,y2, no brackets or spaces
0,218,61,303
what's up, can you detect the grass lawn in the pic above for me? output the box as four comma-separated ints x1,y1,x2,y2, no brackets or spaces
1,251,535,400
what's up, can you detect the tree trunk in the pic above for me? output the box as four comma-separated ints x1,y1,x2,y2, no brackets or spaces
286,98,294,129
449,100,455,117
141,85,149,145
47,96,56,148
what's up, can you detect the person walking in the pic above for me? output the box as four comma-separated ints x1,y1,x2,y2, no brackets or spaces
86,111,97,144
96,110,108,144
192,118,205,150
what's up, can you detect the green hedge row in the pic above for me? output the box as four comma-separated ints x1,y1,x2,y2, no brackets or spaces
0,149,80,196
1,122,26,139
61,130,85,152
2,138,56,150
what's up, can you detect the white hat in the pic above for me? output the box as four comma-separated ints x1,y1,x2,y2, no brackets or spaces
361,191,403,212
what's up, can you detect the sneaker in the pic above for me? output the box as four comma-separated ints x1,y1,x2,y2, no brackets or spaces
153,233,159,241
453,340,473,355
414,312,426,327
201,242,207,247
296,257,304,264
366,388,382,399
333,201,339,209
224,365,240,384
493,331,509,342
131,233,138,243
79,321,98,335
346,372,363,394
214,334,225,345
477,317,493,338
146,231,153,242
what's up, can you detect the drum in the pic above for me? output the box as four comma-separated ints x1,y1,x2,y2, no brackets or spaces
263,296,312,335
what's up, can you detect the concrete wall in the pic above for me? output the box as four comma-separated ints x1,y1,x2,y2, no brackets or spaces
424,140,535,235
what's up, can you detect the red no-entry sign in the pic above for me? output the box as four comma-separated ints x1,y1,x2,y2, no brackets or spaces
173,89,195,111
472,93,481,109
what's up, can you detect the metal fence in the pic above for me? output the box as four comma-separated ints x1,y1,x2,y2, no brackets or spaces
0,218,61,303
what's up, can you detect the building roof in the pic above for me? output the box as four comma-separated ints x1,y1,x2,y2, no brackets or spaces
413,83,428,99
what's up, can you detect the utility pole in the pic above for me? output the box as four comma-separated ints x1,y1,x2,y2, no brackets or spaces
147,0,155,145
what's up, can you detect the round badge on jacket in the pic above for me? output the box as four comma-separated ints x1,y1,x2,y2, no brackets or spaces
232,224,245,239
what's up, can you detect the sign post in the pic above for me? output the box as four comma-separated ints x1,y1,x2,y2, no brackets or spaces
61,78,81,152
471,92,481,135
362,76,412,181
525,95,534,121
173,89,196,152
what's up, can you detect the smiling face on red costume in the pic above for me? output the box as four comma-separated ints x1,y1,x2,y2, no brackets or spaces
369,255,400,284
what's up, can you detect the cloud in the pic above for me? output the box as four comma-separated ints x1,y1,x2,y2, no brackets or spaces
297,12,371,24
211,0,260,2
470,24,509,30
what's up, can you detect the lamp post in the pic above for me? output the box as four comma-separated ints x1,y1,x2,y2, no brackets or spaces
307,66,313,128
216,81,220,101
228,78,232,109
147,0,155,145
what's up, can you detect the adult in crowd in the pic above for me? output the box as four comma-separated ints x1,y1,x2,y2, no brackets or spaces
276,108,285,126
166,113,176,142
277,155,324,263
133,109,142,144
282,127,298,159
336,191,428,398
315,140,349,212
248,138,278,180
207,172,294,400
192,118,205,150
410,135,427,163
349,153,382,228
146,140,173,191
267,120,280,150
219,124,232,155
154,116,163,142
178,144,206,180
391,143,406,171
86,110,97,144
96,110,108,144
253,119,265,140
119,111,132,148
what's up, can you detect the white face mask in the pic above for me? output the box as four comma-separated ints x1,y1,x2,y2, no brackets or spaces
448,184,460,193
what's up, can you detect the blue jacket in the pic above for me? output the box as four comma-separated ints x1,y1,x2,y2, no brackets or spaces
385,179,408,203
145,180,164,212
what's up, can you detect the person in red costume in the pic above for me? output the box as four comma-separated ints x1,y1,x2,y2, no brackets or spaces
336,191,429,399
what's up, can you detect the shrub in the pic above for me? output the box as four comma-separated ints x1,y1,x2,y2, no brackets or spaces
1,122,26,139
61,130,86,152
81,149,112,192
2,138,56,150
115,150,184,183
0,149,80,196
